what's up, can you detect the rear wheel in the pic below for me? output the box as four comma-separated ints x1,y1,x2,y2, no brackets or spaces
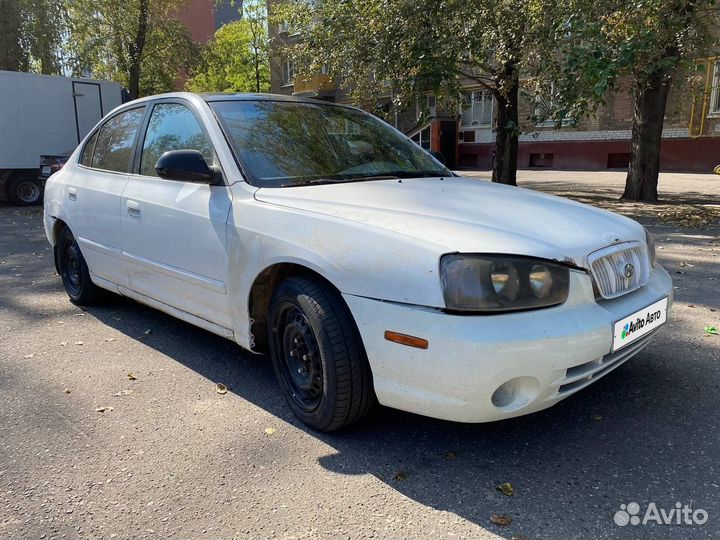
268,277,375,431
8,177,43,206
56,227,105,306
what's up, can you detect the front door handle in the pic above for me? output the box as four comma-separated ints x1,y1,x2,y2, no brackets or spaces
126,200,141,216
68,187,77,201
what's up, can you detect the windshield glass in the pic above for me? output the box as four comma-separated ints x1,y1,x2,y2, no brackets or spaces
209,99,451,187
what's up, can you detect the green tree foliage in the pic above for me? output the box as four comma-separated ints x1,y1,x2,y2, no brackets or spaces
0,0,66,74
186,4,270,94
65,0,199,99
274,0,573,185
553,0,720,201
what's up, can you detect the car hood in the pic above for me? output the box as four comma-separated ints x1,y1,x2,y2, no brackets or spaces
254,176,645,268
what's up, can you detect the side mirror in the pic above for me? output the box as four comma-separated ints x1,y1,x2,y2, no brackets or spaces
430,150,446,165
155,149,214,183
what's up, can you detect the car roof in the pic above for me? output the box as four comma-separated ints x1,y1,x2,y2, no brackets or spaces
199,92,357,109
116,91,359,113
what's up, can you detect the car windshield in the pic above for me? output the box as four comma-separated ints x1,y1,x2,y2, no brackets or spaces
209,99,451,187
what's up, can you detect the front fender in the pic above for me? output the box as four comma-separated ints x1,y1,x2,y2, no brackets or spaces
226,197,447,348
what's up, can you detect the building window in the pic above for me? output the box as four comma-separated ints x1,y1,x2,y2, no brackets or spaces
709,61,720,116
535,82,574,127
460,91,493,128
416,96,437,120
411,125,431,150
282,59,294,86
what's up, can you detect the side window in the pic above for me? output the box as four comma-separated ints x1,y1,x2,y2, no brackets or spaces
140,103,213,177
91,107,145,173
80,130,98,166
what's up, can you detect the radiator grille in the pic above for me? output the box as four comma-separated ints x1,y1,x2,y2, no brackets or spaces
588,243,650,299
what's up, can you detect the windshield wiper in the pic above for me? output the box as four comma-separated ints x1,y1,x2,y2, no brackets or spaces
333,170,450,180
281,170,451,187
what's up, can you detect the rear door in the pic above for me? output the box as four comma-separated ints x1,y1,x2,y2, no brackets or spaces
69,106,146,288
120,100,233,328
73,82,104,143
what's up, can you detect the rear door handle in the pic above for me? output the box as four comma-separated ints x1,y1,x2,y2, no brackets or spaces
126,200,141,216
68,187,77,201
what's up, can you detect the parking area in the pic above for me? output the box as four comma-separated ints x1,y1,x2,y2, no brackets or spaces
1,173,719,539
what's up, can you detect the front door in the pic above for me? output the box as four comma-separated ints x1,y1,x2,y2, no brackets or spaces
120,101,233,328
439,120,458,169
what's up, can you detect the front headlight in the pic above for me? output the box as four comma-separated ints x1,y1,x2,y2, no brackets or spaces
644,227,657,268
440,254,570,312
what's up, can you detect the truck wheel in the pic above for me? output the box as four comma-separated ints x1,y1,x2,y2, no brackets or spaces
268,276,375,431
8,177,43,206
56,227,105,306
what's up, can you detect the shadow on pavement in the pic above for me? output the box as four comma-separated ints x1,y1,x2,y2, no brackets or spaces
82,289,720,540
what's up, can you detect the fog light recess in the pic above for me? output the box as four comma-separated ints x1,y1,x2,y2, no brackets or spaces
491,377,541,411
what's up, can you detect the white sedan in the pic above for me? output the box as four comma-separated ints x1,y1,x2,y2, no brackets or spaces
44,93,673,431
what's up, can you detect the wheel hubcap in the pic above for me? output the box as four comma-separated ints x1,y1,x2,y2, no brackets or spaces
62,240,82,296
16,181,40,203
275,304,323,411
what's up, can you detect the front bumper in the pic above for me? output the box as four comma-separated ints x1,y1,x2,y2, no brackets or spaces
344,266,673,423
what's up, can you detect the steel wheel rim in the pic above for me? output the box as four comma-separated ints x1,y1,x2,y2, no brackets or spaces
16,181,40,203
274,303,323,412
62,239,82,297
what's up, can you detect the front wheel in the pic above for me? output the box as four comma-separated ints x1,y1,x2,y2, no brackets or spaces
268,277,375,431
56,227,105,306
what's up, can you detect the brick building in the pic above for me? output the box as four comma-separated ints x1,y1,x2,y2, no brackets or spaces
177,0,243,43
267,4,720,173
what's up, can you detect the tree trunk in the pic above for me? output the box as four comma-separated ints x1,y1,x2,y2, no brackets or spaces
0,0,27,71
254,50,261,93
128,0,149,99
492,65,519,186
622,69,673,202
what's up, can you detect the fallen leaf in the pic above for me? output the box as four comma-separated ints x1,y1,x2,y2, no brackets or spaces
95,406,114,413
490,513,512,526
63,388,71,394
393,470,408,482
445,451,457,460
60,341,68,346
127,373,137,381
23,354,35,359
704,325,718,336
216,383,228,395
496,482,514,496
75,341,83,346
105,337,116,342
143,329,152,336
264,427,276,436
591,414,603,420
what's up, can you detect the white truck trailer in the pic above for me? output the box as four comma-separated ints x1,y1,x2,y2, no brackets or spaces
0,70,124,205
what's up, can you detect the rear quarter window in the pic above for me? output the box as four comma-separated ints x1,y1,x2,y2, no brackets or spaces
80,131,99,167
91,107,146,173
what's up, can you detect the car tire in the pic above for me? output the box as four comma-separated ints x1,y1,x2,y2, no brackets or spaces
268,276,375,431
8,177,43,206
56,226,106,306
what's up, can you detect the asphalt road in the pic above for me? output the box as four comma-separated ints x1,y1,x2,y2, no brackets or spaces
1,202,719,540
